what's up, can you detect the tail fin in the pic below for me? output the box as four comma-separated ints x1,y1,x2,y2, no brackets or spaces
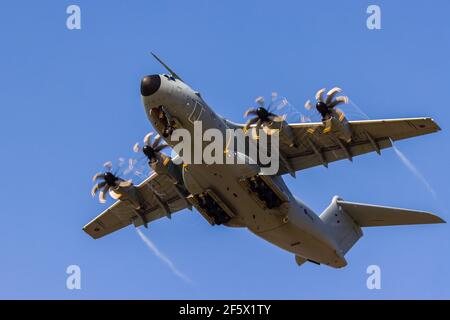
320,196,445,255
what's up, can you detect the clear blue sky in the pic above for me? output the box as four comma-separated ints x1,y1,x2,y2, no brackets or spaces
0,0,449,299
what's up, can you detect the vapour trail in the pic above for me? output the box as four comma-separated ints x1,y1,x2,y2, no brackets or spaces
136,228,193,284
349,99,439,205
391,141,438,201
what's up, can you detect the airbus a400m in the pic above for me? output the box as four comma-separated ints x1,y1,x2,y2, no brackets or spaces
85,54,444,268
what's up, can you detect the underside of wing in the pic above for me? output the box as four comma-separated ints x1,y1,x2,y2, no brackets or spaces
83,173,189,239
276,117,440,174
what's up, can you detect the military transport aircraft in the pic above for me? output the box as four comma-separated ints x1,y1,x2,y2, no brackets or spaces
84,54,445,268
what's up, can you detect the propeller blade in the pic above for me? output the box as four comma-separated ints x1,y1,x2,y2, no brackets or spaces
134,169,144,178
152,134,162,149
117,157,126,168
267,92,279,111
329,96,349,108
300,114,311,123
244,108,258,118
99,185,110,204
315,88,326,103
123,158,137,175
304,100,313,111
115,157,128,176
255,96,265,107
91,181,106,197
325,87,342,105
244,117,259,131
267,113,286,122
92,172,105,182
339,96,349,104
275,98,289,111
130,155,149,177
103,161,113,171
143,132,154,146
271,92,278,102
133,142,141,153
134,165,148,178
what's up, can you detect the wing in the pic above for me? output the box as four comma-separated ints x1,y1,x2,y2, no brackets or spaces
277,117,440,174
83,172,189,239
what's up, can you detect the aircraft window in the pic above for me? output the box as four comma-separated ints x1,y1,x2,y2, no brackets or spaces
188,101,204,123
163,74,176,81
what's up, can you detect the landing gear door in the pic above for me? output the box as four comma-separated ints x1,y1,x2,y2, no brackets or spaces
188,100,204,123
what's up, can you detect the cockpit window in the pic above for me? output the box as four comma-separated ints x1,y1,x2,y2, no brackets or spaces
163,74,176,81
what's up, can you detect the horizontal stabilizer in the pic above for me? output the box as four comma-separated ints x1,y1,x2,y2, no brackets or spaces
337,200,445,227
320,196,445,256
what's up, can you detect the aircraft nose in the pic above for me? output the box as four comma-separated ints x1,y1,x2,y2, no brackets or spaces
140,75,161,96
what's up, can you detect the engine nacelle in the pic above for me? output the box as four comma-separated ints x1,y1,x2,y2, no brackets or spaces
325,110,353,143
263,119,297,148
110,184,143,211
151,153,184,184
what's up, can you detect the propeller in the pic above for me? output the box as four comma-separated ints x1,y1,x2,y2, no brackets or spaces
133,132,169,164
243,93,287,137
91,161,132,203
130,131,171,180
303,87,349,134
117,157,137,176
304,87,348,121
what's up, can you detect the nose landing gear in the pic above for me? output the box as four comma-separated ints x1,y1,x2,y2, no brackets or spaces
152,106,175,138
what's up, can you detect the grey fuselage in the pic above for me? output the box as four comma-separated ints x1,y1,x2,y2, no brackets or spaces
141,74,347,268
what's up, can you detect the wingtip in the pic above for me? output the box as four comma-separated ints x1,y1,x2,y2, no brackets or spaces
422,117,442,132
430,118,442,131
423,212,446,224
434,216,446,224
82,226,98,239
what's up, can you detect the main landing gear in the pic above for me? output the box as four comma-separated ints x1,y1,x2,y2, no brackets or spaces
197,193,231,225
247,176,282,209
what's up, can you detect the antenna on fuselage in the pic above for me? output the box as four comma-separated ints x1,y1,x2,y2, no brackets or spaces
150,52,183,82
